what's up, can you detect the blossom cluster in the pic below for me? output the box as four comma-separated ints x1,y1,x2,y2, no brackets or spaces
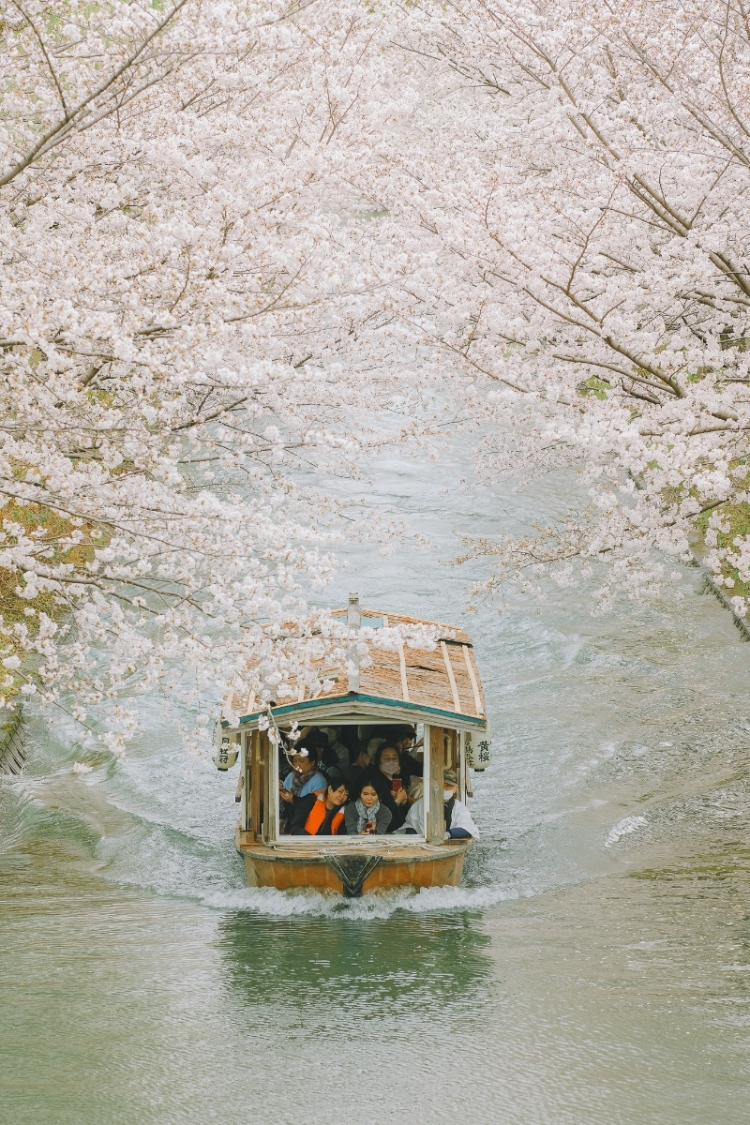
0,0,440,749
362,0,750,611
7,0,750,752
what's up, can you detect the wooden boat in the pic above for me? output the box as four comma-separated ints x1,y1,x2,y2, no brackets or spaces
216,595,490,897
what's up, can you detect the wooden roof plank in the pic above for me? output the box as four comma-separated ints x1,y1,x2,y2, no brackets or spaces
399,645,410,702
440,640,462,713
463,644,483,716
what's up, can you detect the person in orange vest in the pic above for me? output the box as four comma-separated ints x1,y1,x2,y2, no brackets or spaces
289,774,350,836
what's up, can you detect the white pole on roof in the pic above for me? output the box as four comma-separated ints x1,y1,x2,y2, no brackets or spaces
347,591,361,629
347,592,361,692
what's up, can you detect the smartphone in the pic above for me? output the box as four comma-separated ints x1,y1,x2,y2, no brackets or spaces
365,820,376,831
391,778,403,793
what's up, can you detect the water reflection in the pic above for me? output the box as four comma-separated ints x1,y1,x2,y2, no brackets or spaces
218,910,497,1021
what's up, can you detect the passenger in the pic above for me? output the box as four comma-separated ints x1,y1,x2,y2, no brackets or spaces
356,724,383,753
386,725,417,753
384,725,424,777
350,743,370,772
299,727,342,777
398,770,480,839
442,770,479,838
289,775,350,836
344,779,392,836
395,778,426,835
324,727,352,774
366,736,386,762
345,742,370,795
406,777,424,805
358,744,411,832
278,745,328,832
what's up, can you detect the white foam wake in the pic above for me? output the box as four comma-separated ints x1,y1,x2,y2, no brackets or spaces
192,881,522,919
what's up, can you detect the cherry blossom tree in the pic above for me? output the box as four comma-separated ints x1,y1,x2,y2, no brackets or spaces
15,0,747,752
372,0,750,613
0,0,437,749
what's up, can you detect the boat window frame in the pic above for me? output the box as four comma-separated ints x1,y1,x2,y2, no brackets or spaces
272,718,431,846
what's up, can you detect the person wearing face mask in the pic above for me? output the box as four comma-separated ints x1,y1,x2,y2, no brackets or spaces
396,769,479,839
441,770,479,838
384,726,424,778
278,745,328,833
344,779,392,835
358,743,411,832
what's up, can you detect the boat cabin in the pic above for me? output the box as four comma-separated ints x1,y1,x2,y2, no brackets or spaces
217,596,490,896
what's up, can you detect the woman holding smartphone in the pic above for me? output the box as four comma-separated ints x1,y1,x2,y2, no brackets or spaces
344,779,392,836
357,744,411,832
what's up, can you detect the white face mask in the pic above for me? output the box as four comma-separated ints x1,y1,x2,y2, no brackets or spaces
443,789,455,801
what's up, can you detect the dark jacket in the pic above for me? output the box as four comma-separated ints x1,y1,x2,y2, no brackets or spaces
401,752,424,778
344,802,392,835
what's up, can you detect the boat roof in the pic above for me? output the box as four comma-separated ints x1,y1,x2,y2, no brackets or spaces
225,606,487,732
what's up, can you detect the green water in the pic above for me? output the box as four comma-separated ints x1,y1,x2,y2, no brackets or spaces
3,452,750,1123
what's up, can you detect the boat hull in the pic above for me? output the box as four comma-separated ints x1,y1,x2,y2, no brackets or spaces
235,828,471,896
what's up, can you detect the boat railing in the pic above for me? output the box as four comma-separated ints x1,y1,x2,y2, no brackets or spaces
270,834,429,849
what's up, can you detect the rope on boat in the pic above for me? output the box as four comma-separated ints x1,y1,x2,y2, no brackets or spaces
263,704,299,771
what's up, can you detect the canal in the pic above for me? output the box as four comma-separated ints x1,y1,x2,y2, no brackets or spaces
2,441,750,1123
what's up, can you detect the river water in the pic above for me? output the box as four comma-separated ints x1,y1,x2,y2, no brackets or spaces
3,444,750,1124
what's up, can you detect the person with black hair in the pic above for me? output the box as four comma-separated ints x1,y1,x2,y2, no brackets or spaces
299,726,360,779
344,777,392,835
382,725,424,777
345,740,370,790
322,727,354,775
297,728,337,773
357,743,412,832
289,775,350,836
278,745,327,833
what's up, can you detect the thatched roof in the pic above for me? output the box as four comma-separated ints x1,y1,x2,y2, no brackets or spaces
227,604,487,731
